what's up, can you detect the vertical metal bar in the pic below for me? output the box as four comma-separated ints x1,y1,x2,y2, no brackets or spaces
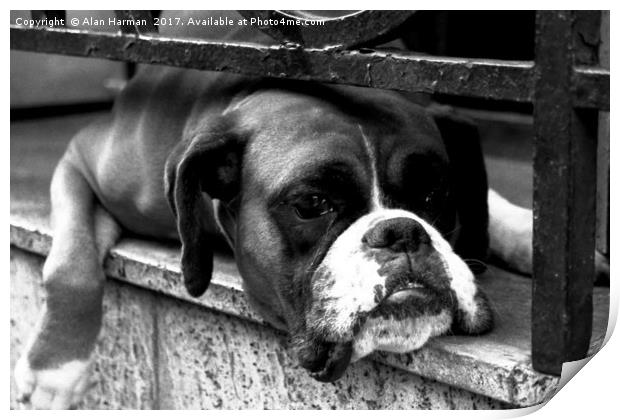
597,11,610,257
113,11,158,79
532,11,599,375
114,10,158,34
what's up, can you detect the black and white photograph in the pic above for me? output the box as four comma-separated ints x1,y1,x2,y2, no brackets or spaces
9,8,611,410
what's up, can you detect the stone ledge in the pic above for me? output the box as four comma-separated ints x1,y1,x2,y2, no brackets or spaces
11,248,510,409
10,208,609,406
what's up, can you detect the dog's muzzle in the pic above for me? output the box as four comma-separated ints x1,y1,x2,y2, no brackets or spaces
300,210,491,382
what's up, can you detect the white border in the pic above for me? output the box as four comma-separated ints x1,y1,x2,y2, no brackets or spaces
4,3,616,418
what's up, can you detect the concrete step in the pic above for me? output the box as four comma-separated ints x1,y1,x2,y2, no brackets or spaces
10,114,610,409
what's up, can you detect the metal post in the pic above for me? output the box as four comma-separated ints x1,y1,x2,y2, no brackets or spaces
114,10,158,34
532,11,599,375
597,11,610,259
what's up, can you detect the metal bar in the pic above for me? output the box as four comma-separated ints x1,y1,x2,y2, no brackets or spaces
9,25,608,109
114,10,158,34
532,11,598,375
597,11,610,257
573,67,609,111
11,25,533,103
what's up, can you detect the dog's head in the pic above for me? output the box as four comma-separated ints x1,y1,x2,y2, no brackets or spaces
165,82,493,382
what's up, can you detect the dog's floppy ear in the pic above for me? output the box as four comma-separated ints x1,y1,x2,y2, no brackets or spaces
429,105,489,273
164,119,244,297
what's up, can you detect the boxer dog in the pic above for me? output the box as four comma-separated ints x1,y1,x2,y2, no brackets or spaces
13,12,609,409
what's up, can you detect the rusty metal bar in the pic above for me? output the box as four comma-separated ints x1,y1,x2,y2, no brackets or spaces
10,24,533,103
597,12,610,257
114,10,158,34
573,67,610,111
9,25,608,109
532,11,598,375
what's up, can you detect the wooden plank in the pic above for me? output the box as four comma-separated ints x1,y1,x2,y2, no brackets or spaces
532,11,598,375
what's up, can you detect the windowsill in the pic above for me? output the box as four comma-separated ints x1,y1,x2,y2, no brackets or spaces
10,205,609,406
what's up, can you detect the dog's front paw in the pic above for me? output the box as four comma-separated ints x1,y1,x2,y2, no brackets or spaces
14,355,93,409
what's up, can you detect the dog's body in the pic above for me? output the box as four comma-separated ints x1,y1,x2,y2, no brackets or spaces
14,12,608,409
11,64,497,409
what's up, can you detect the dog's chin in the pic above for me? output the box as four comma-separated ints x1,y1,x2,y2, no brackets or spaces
296,338,354,383
308,341,354,382
300,294,455,383
301,311,453,383
345,284,453,359
351,307,453,362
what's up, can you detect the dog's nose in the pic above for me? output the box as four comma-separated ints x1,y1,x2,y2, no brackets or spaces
362,217,431,253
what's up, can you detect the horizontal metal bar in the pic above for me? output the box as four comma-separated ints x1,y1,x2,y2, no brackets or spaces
10,25,608,109
10,25,533,103
573,66,610,110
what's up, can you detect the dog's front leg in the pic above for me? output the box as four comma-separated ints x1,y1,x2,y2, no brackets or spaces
14,158,121,409
487,188,609,284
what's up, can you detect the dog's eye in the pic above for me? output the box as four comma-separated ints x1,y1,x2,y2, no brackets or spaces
292,194,334,220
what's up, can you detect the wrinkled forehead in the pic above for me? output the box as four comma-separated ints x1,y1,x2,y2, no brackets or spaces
236,90,360,138
245,124,370,196
237,90,445,194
